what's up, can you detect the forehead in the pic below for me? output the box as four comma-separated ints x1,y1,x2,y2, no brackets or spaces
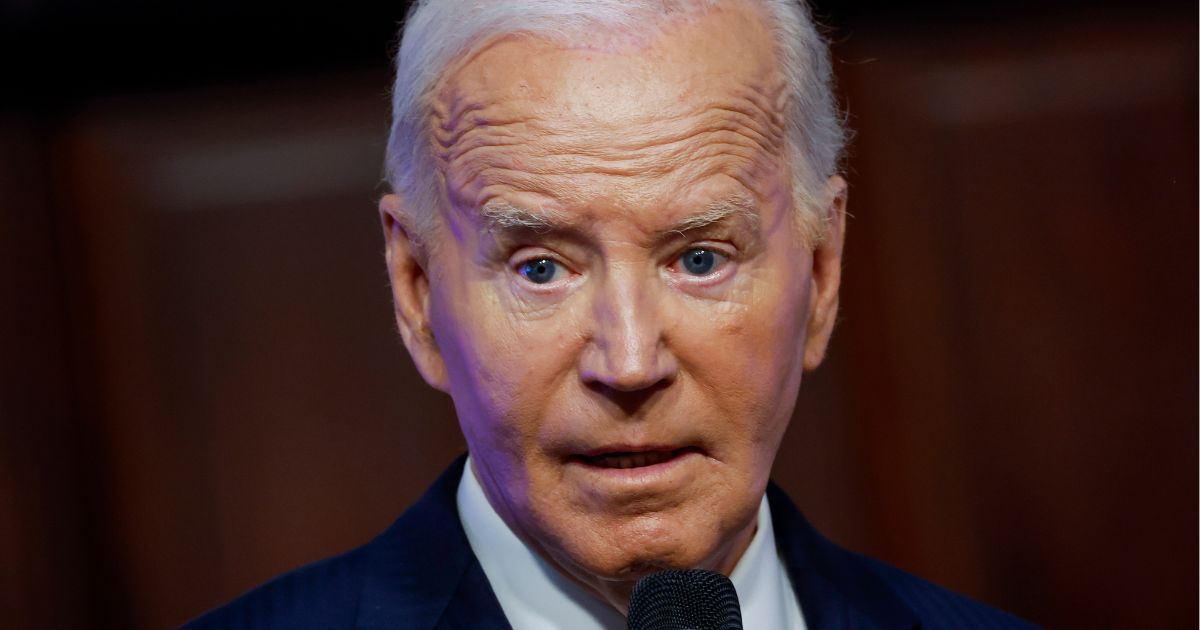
430,2,789,225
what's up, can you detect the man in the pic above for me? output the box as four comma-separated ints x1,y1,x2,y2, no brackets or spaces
186,0,1037,628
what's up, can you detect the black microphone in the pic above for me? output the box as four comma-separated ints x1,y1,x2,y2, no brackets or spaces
626,569,742,630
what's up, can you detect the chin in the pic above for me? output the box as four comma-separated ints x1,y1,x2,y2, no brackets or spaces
563,548,698,585
551,511,736,582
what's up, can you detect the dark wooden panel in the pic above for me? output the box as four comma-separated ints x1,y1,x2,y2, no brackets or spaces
0,120,130,629
55,77,465,629
835,14,1197,628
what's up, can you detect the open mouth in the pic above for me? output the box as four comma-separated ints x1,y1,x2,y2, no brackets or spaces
571,447,699,470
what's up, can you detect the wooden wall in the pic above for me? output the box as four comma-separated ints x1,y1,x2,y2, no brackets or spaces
829,16,1197,629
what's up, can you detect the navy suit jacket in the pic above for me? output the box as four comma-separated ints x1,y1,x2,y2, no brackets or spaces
183,456,1038,629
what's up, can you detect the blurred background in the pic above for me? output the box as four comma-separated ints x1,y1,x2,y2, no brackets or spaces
1,1,1195,628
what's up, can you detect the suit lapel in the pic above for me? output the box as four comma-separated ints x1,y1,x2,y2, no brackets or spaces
355,455,510,630
768,484,919,630
430,559,513,630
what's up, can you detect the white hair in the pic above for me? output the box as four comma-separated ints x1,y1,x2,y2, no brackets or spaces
384,0,846,244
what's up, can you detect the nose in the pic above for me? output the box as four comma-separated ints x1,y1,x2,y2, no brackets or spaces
579,265,677,394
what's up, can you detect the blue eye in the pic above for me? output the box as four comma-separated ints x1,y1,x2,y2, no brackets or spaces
679,248,718,275
519,258,559,284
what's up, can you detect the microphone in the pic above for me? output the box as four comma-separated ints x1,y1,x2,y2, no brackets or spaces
626,569,742,630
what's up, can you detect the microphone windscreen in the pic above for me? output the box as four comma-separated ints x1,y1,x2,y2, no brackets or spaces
626,569,742,630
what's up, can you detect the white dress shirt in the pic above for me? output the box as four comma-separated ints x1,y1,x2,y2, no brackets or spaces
456,456,808,629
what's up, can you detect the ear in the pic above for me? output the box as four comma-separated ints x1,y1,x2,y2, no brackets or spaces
379,194,450,392
803,176,847,371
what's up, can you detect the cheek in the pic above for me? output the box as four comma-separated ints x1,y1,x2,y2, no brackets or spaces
750,261,811,392
673,248,812,447
716,273,806,367
426,260,516,435
428,271,585,448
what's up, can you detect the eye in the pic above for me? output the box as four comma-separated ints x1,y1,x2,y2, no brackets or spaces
676,248,724,276
518,257,560,284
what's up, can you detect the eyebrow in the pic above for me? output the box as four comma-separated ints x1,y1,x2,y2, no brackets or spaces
480,200,566,233
667,194,760,236
479,194,761,238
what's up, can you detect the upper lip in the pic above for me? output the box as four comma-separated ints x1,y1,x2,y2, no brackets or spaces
574,444,694,458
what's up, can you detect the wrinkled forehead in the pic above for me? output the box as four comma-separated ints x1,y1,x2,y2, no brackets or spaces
429,2,791,228
432,2,783,115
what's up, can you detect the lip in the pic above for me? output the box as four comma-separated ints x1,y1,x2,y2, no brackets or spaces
565,445,704,482
576,444,690,458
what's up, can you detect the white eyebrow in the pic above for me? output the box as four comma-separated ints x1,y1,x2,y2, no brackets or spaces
668,194,761,235
480,200,566,233
478,194,760,236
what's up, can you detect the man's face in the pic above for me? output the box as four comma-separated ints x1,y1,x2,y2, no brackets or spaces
382,2,843,608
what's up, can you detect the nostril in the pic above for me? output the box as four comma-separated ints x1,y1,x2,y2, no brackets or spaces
585,378,671,415
598,370,664,393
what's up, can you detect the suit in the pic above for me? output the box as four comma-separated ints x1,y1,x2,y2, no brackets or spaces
182,456,1038,629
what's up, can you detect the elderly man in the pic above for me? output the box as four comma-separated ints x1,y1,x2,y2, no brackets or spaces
186,0,1036,628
